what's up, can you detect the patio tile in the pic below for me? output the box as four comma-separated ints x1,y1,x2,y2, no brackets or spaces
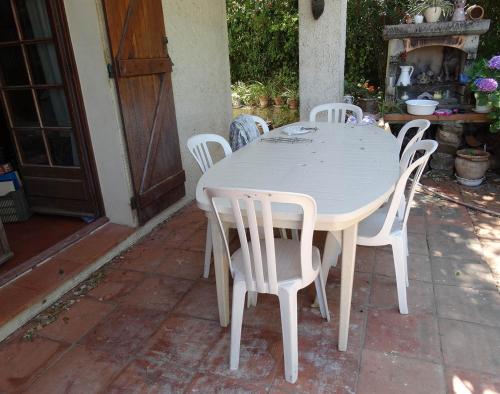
39,297,115,343
357,349,445,394
271,336,359,393
354,245,376,273
242,293,284,333
425,201,474,228
181,223,208,252
469,211,500,240
431,257,497,289
478,237,500,278
88,269,145,301
407,214,426,234
365,309,441,363
427,224,484,261
0,284,41,327
79,305,166,362
117,276,194,312
201,327,282,385
107,358,194,393
173,281,220,321
439,318,500,375
187,372,268,393
154,248,205,280
374,249,432,282
407,232,429,256
445,367,500,394
0,335,68,392
141,315,223,369
113,245,168,273
25,345,121,394
435,285,500,327
370,276,435,315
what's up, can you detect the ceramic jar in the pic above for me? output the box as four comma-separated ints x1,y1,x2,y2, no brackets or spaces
455,149,490,180
424,7,442,22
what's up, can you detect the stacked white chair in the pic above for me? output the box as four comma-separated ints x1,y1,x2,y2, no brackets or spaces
187,134,232,278
396,119,431,163
309,103,363,124
205,187,330,383
249,115,270,134
356,140,438,314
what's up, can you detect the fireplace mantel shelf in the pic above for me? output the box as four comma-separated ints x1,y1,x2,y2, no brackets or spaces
383,112,490,124
383,20,490,40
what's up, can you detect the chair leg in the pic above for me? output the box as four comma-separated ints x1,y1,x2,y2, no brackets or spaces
291,229,299,241
278,286,299,384
203,225,212,279
314,271,330,322
247,291,258,308
279,228,288,239
391,237,409,315
230,280,247,370
403,230,409,287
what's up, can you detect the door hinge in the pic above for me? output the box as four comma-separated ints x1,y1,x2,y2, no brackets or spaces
164,36,169,45
107,63,115,78
130,196,138,210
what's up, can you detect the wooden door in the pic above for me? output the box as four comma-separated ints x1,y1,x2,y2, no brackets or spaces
0,0,102,217
102,0,185,225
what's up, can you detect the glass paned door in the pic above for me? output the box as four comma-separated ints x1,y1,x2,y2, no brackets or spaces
0,0,100,217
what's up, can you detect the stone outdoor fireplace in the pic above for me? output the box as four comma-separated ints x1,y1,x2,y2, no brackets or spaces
383,20,490,108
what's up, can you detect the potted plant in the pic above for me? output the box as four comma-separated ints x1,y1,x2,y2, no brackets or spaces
284,83,299,110
269,78,285,106
348,79,380,114
249,81,271,108
408,0,454,22
466,55,500,132
455,148,490,185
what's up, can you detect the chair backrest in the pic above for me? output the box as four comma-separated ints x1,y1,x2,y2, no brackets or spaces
187,133,232,174
309,103,363,124
397,119,431,156
376,140,438,239
205,187,318,294
250,115,270,134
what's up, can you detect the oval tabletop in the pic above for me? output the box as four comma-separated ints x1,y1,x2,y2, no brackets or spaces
196,121,400,231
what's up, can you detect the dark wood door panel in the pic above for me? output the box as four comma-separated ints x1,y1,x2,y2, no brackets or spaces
23,177,88,200
102,0,185,224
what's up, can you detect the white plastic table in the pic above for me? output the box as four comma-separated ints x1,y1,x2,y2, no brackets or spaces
196,121,399,351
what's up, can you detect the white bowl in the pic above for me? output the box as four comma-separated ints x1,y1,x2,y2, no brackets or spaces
405,99,439,115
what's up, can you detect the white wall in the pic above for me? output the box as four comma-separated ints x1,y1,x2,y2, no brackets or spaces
63,0,232,226
299,0,348,120
162,0,233,198
64,0,136,227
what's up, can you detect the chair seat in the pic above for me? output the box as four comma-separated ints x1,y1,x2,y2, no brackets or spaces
358,205,403,242
231,239,321,283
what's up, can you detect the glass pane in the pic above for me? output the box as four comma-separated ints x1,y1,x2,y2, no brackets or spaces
46,130,79,166
36,89,71,127
0,2,18,42
17,129,49,164
26,43,62,84
0,46,29,85
5,90,39,127
17,0,52,40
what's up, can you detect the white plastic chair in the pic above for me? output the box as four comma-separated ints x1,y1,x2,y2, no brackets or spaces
309,103,363,124
396,119,431,160
357,140,438,314
205,187,330,384
187,134,232,278
249,115,270,134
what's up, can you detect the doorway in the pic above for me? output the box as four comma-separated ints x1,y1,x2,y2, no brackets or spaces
0,0,103,284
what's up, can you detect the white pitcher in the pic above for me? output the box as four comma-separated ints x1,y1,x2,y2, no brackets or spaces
397,65,414,87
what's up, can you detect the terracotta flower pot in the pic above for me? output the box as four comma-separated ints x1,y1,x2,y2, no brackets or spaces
357,97,378,114
455,149,490,180
287,98,298,110
258,96,269,108
273,96,285,106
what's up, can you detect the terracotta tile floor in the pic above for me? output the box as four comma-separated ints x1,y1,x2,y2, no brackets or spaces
0,176,499,393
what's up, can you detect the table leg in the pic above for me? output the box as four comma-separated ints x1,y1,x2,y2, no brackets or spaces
210,215,230,327
338,223,358,352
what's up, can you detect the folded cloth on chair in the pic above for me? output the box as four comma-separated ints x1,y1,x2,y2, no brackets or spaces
229,115,260,151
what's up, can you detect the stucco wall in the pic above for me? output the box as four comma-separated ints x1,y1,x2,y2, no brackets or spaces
63,0,231,226
299,0,348,120
64,0,136,227
162,0,233,198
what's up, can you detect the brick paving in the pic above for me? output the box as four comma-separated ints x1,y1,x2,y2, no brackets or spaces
0,179,499,393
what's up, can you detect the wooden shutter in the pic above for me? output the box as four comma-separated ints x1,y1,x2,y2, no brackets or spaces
102,0,185,224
